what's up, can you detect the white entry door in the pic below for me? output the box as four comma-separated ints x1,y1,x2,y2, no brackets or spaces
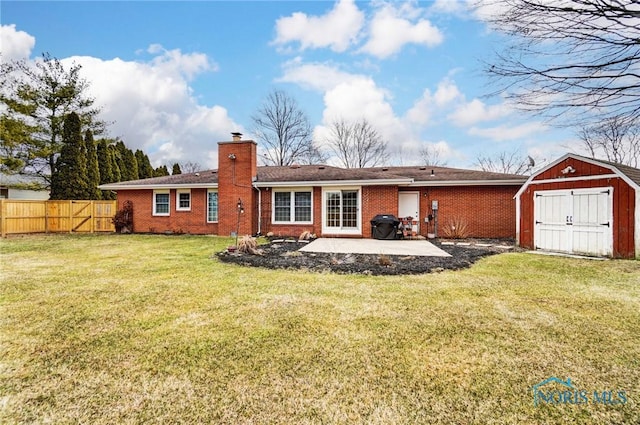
534,188,613,256
398,192,420,232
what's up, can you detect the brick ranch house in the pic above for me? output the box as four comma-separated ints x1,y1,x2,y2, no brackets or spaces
100,133,527,239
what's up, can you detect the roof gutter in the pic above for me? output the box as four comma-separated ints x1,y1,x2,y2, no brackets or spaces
409,179,526,187
98,183,219,190
253,178,412,188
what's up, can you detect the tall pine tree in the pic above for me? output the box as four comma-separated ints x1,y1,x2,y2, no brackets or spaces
84,130,101,199
135,149,154,179
50,112,89,199
115,141,139,181
172,163,182,175
154,165,169,177
96,139,115,199
109,143,121,183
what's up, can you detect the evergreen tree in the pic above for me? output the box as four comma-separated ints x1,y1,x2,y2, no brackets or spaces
109,144,121,183
1,53,105,188
154,165,169,177
135,149,154,179
115,141,138,181
96,139,115,199
172,163,182,175
50,112,89,199
124,148,139,181
84,130,101,199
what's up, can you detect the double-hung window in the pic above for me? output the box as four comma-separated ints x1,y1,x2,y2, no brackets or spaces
153,190,170,216
176,189,191,211
207,190,218,222
273,190,312,223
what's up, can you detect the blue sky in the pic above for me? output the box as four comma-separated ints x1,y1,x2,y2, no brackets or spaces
1,0,576,170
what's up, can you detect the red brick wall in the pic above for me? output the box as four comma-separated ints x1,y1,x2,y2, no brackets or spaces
117,188,218,234
362,186,399,237
259,187,321,237
256,184,518,239
423,186,519,238
217,140,257,237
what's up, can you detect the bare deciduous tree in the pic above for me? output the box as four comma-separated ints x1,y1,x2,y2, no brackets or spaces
577,117,639,167
419,144,448,166
474,149,537,175
326,118,387,168
479,0,640,127
251,90,324,166
180,161,203,173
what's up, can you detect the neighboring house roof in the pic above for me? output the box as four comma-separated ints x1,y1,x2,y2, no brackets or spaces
99,164,528,190
0,172,48,189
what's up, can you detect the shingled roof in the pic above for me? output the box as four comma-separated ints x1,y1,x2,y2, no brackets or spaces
100,163,528,190
365,165,526,183
571,154,640,187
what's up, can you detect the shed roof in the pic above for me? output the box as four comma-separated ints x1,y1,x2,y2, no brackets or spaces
515,153,640,199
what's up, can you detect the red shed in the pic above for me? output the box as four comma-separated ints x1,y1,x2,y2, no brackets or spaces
516,154,639,259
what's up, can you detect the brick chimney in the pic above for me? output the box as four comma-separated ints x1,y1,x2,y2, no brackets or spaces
217,132,258,237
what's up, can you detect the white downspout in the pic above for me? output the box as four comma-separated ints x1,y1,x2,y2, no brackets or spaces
254,184,262,236
635,188,640,258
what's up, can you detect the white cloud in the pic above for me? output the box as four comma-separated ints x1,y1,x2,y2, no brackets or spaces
406,78,463,126
429,0,468,15
448,98,511,127
272,0,364,52
468,122,547,142
278,59,360,92
0,24,35,61
282,61,471,165
360,1,444,58
147,44,218,80
62,47,240,169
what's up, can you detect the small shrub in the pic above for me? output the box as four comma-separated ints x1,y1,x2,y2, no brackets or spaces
442,217,469,239
299,230,311,240
238,235,262,255
113,200,133,233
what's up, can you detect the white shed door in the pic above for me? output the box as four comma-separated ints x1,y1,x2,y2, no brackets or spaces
534,188,613,256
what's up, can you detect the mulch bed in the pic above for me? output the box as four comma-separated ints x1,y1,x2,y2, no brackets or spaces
217,238,521,275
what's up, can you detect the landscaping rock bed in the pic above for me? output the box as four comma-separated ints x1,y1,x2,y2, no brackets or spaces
217,238,519,275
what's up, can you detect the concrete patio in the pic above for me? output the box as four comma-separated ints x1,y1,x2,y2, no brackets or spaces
298,238,451,257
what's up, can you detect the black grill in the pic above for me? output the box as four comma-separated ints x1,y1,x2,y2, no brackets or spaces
370,214,401,240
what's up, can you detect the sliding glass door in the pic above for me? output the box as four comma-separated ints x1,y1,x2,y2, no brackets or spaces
323,189,360,234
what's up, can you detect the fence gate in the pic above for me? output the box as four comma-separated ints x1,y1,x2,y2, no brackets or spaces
1,200,116,237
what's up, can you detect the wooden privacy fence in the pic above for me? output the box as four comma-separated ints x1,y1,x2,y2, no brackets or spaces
0,200,117,237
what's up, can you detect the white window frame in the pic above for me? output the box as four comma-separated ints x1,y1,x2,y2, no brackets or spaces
271,188,313,224
176,189,191,211
153,189,170,216
321,186,361,235
207,190,219,223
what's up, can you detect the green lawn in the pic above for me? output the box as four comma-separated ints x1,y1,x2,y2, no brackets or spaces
1,234,638,424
